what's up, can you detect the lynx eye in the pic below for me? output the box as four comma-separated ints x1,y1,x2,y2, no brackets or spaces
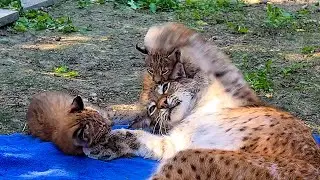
147,102,156,116
147,68,154,75
162,82,170,94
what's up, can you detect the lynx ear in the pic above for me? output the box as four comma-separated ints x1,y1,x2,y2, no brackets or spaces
170,62,186,80
70,96,84,113
168,49,181,62
72,127,87,147
136,43,148,54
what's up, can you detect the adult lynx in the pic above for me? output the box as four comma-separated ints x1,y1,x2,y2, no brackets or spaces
84,23,319,179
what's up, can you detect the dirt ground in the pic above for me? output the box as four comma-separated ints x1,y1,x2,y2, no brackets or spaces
0,0,319,134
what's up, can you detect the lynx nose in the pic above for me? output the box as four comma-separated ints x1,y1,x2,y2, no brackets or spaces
155,80,161,84
153,76,162,84
158,97,168,109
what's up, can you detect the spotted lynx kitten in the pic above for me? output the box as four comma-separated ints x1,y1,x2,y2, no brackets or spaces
27,91,111,155
84,23,319,179
137,23,199,105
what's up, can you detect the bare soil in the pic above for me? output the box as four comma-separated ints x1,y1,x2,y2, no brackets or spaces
0,0,319,134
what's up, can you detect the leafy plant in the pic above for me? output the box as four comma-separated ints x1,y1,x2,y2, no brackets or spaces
78,0,91,9
53,65,79,78
0,0,22,11
227,22,248,34
176,0,245,29
265,4,294,29
127,0,139,10
13,10,77,33
56,17,78,33
77,0,106,8
282,63,304,77
244,60,273,93
96,0,106,4
115,0,178,13
301,46,316,55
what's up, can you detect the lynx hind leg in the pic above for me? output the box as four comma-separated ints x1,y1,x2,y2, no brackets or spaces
150,149,272,180
150,149,319,180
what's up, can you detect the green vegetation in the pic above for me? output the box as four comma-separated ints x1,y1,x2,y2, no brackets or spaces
13,10,77,33
53,65,79,78
0,0,22,11
176,0,245,26
264,3,294,29
244,60,274,93
301,46,317,55
281,63,305,77
116,0,178,13
77,0,92,9
227,22,249,34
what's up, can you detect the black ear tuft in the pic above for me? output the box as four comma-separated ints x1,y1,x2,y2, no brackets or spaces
174,50,181,62
70,96,84,113
135,43,148,54
170,62,186,80
72,127,87,147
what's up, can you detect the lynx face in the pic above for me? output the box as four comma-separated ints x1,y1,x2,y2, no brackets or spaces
130,82,179,134
136,44,183,84
145,80,196,134
72,108,112,148
27,92,112,155
67,96,112,148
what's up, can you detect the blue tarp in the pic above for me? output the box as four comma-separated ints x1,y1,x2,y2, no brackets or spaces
0,127,319,179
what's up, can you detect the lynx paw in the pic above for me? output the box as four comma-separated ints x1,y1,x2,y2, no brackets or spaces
83,129,140,161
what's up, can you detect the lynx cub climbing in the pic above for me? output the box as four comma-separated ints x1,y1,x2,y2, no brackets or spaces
137,23,199,105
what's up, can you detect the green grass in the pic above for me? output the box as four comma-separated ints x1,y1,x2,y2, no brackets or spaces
227,22,249,34
281,63,306,77
77,0,106,8
13,10,78,33
301,46,318,55
0,0,22,11
244,60,274,93
176,0,245,26
264,3,294,29
116,0,178,13
172,1,319,35
53,65,79,78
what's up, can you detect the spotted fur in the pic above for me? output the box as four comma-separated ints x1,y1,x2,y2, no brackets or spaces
83,23,319,179
137,23,200,105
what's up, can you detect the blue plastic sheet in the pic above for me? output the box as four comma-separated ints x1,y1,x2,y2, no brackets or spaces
0,130,319,179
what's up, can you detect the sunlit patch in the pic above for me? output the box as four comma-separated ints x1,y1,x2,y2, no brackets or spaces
3,153,32,159
242,0,261,4
284,53,305,61
228,44,266,52
99,36,110,41
20,36,92,50
285,52,320,61
110,104,144,111
314,52,320,57
19,169,70,178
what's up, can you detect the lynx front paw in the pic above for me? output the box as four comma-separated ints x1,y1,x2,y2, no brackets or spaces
83,147,120,161
83,129,140,161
